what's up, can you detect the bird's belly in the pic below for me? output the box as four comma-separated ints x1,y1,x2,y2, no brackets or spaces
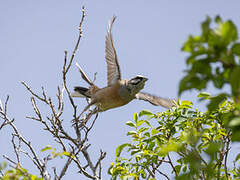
92,84,134,112
95,92,132,112
97,99,129,111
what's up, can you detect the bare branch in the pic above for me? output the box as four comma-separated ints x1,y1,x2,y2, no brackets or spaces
0,6,106,180
224,131,231,179
11,134,20,164
156,169,170,180
82,145,95,174
0,97,50,178
95,150,106,173
58,155,73,180
3,155,18,166
22,81,48,103
65,6,86,73
167,154,178,177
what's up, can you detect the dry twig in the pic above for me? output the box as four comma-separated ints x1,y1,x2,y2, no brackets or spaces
0,6,105,180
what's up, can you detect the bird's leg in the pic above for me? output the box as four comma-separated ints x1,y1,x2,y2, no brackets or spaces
72,98,98,129
79,103,92,118
72,102,93,127
79,106,99,128
86,97,91,104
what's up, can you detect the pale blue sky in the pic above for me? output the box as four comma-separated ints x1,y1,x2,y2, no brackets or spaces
1,1,240,179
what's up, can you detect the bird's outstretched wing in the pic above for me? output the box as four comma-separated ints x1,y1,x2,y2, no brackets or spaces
136,92,175,109
105,16,121,86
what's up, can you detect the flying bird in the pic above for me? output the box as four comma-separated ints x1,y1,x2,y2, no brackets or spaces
71,16,174,114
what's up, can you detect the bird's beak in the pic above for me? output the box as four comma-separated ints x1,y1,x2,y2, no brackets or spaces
143,77,148,82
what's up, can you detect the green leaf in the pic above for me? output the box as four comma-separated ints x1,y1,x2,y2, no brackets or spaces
144,132,150,137
40,145,52,152
133,113,138,122
127,131,138,136
175,165,182,174
205,142,220,155
144,120,152,127
151,128,160,135
235,153,240,162
232,43,240,56
212,73,225,89
230,67,240,97
139,110,153,117
182,35,196,53
197,92,211,99
115,143,131,157
217,20,238,45
131,149,141,156
138,127,149,133
229,117,240,127
191,59,211,75
183,165,187,172
136,120,145,128
62,151,71,157
201,16,211,39
180,100,193,108
231,130,240,141
148,141,155,150
207,93,227,111
215,15,222,24
140,169,147,178
126,121,136,128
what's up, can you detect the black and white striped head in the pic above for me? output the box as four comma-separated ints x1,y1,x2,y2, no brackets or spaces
127,75,148,94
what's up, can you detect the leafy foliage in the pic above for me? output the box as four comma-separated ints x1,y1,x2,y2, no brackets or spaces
0,162,43,180
40,145,74,159
179,16,240,141
0,146,74,180
109,99,240,179
179,16,240,100
109,16,240,179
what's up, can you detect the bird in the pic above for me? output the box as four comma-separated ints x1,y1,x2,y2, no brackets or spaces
71,16,174,115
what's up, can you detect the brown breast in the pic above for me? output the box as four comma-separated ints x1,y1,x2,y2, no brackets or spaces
92,82,131,111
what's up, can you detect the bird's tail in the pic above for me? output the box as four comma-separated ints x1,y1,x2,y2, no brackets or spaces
71,86,91,98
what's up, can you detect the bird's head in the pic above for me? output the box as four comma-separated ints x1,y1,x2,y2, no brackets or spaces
127,75,148,95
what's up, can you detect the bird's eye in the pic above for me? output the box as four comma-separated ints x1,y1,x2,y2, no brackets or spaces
130,79,141,85
129,76,146,85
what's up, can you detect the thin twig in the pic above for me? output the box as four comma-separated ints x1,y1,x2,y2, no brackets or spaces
167,154,178,176
224,131,231,179
65,6,86,73
22,81,48,103
95,150,106,174
156,169,170,180
1,6,105,180
82,145,95,174
11,135,20,164
58,155,73,179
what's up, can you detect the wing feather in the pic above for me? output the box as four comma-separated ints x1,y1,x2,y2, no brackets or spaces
136,92,175,109
105,16,121,86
